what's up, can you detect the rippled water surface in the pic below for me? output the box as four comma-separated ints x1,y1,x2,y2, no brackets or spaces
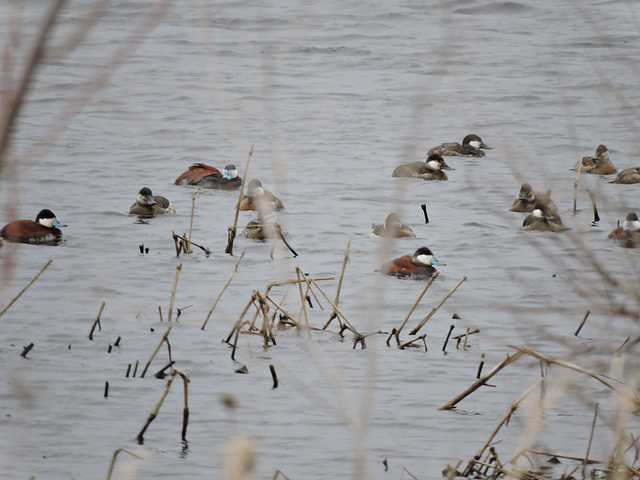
2,1,640,479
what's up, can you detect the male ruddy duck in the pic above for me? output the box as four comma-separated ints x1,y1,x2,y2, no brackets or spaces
572,144,617,175
522,202,567,232
129,187,176,216
608,212,640,248
174,163,221,185
509,183,558,214
0,209,66,244
427,134,492,158
195,164,242,190
370,212,415,238
239,179,284,212
392,154,452,181
243,212,280,240
613,167,640,184
382,247,443,280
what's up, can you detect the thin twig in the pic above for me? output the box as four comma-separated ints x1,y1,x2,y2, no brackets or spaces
410,276,467,335
573,150,583,215
396,272,439,336
167,263,182,322
582,402,599,476
104,447,143,480
140,326,172,378
0,258,53,319
201,251,245,330
226,145,253,255
88,301,106,340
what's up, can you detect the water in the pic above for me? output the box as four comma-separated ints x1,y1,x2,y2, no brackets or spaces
2,1,640,479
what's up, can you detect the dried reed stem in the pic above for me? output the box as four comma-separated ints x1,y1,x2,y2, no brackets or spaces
140,325,172,378
172,232,210,256
396,271,439,336
272,470,292,480
201,251,245,330
442,324,455,352
226,145,253,255
186,187,199,252
573,150,583,215
310,279,360,335
574,309,591,336
463,377,544,477
296,266,323,310
410,276,467,335
136,369,177,443
421,203,429,223
398,334,427,351
89,301,105,340
272,224,298,258
323,239,351,329
269,364,278,388
439,351,526,410
104,447,143,480
20,342,34,357
583,404,599,476
265,294,298,326
167,263,182,322
173,368,190,441
0,258,53,319
525,449,599,464
295,267,310,330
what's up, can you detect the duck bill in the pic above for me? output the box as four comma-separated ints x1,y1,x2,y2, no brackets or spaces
441,160,454,171
481,142,492,150
53,220,67,227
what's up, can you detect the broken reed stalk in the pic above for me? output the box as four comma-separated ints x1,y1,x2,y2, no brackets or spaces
172,368,191,441
88,301,105,340
508,345,640,408
20,342,34,357
573,151,583,215
136,369,177,443
172,232,210,256
265,294,298,327
167,263,182,322
0,258,53,319
296,266,323,310
310,279,360,336
269,364,278,388
439,351,525,410
104,447,144,480
323,239,351,329
442,324,455,352
421,203,429,223
294,267,310,330
463,377,544,477
587,188,600,223
201,251,245,330
396,272,439,336
140,325,172,378
187,187,199,253
226,144,253,255
410,276,467,335
582,402,599,477
398,333,427,351
270,225,299,258
574,309,591,336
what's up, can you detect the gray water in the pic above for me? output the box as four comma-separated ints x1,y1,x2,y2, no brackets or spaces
2,1,640,479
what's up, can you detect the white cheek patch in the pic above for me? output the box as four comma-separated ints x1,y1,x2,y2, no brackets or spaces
533,209,544,218
427,160,440,170
415,254,433,265
624,220,640,231
40,217,54,228
470,140,481,149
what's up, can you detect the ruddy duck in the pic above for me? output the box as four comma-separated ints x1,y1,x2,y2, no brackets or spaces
174,163,221,185
392,154,452,181
370,212,416,238
608,212,640,247
613,167,640,184
239,179,284,212
572,144,617,175
243,212,280,240
522,202,567,232
509,183,558,214
129,187,176,216
0,209,66,244
427,134,492,157
195,164,242,190
382,247,443,280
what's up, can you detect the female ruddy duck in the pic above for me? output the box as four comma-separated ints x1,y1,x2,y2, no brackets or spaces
382,247,443,280
392,154,452,181
427,134,492,157
129,187,176,216
0,209,66,244
613,167,640,184
174,163,221,185
608,212,640,248
195,164,242,190
243,212,280,240
509,183,558,214
239,179,284,212
370,212,415,238
572,144,617,175
522,202,567,232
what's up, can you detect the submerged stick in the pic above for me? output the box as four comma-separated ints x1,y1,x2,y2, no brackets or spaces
104,447,144,480
396,272,439,336
20,342,34,357
270,364,279,388
439,351,525,410
421,203,429,224
140,326,172,378
89,301,106,340
167,263,182,322
273,225,298,258
0,258,53,319
573,151,583,215
574,310,591,336
226,144,253,255
324,239,351,329
410,276,466,335
442,324,455,352
201,251,245,330
172,368,190,441
587,189,600,223
137,370,177,443
172,232,210,256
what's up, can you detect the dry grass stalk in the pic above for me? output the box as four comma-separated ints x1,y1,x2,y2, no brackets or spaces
398,333,427,351
410,276,467,335
323,238,352,329
140,325,173,378
272,469,291,479
295,267,311,330
310,279,360,336
582,402,599,476
226,145,253,255
88,301,105,340
201,251,245,330
172,368,191,441
167,263,182,322
396,271,439,337
265,294,298,327
187,187,199,252
573,150,583,215
104,446,143,480
172,232,210,257
439,351,526,410
0,258,53,319
574,309,591,336
270,224,299,258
